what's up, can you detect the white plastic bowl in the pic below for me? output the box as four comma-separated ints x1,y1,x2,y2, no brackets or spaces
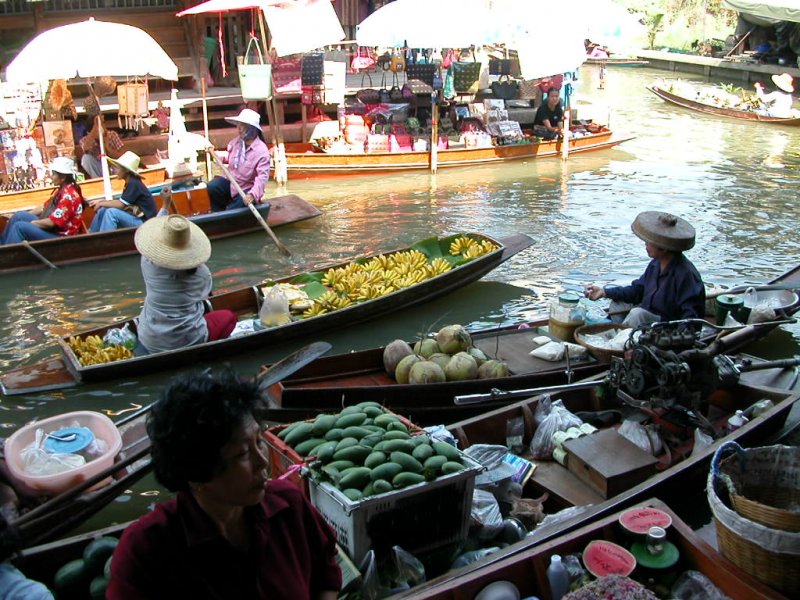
4,410,122,495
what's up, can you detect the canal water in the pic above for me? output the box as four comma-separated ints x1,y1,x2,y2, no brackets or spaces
1,65,799,527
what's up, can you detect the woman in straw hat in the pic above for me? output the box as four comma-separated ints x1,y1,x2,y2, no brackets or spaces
207,108,271,212
88,151,157,233
754,73,795,118
584,211,705,328
0,157,85,245
134,215,236,354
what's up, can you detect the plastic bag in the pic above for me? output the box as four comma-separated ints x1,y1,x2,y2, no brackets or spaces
510,492,548,530
471,489,504,540
388,546,425,590
671,570,731,600
506,416,524,454
618,420,652,454
533,394,553,425
103,323,137,349
529,341,586,362
530,401,583,460
450,546,500,569
691,428,714,457
354,551,390,600
260,285,291,327
20,429,86,476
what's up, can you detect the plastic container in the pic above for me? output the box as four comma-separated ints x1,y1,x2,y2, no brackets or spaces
727,410,749,432
546,554,570,600
3,411,123,495
549,293,586,343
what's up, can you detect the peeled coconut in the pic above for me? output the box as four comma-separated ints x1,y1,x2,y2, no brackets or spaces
413,338,440,359
478,359,510,379
444,351,479,381
408,360,446,384
395,354,423,384
383,339,414,375
468,347,488,366
428,352,452,371
436,324,472,354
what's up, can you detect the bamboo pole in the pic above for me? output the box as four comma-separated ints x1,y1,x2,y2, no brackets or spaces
200,77,212,181
258,9,288,185
429,92,438,174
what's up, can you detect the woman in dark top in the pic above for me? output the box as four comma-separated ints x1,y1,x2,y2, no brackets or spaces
533,87,564,140
88,151,157,232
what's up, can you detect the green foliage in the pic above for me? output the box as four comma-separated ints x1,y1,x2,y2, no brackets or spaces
645,13,665,49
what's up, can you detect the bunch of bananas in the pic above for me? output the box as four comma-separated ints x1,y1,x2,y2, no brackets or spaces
67,335,133,366
449,236,498,258
301,240,496,319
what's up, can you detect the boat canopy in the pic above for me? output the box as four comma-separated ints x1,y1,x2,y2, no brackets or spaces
723,0,800,26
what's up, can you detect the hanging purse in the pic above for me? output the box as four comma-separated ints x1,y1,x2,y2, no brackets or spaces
237,36,272,101
491,76,519,100
351,47,376,72
355,73,381,105
390,53,406,73
301,53,324,85
452,62,481,95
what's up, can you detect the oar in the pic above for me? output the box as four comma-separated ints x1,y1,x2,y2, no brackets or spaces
454,379,604,406
206,148,291,257
21,240,58,270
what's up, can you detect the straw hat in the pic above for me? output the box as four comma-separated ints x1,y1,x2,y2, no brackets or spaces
107,151,141,176
631,211,695,252
50,156,77,176
771,72,794,93
134,214,211,270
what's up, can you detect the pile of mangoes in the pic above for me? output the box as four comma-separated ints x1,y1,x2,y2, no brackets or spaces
277,402,467,502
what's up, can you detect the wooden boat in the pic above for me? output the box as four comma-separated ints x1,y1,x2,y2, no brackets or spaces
586,56,650,66
1,404,151,550
0,233,534,395
649,85,800,125
403,498,787,600
282,130,633,178
0,165,167,214
262,263,800,425
0,189,321,274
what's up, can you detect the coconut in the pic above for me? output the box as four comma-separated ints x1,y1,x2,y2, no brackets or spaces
436,324,472,354
444,351,479,381
478,359,510,379
383,339,414,375
413,338,440,359
408,361,446,384
395,354,423,384
428,352,452,371
468,347,488,366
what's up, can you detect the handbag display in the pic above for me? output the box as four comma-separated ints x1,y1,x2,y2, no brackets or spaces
351,47,376,72
272,56,303,94
301,53,324,86
355,73,381,105
491,76,519,100
237,36,272,101
518,78,541,99
452,62,482,95
489,58,512,76
301,84,324,105
405,63,437,95
390,54,406,73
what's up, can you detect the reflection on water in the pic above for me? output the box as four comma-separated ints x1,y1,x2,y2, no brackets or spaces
1,66,799,527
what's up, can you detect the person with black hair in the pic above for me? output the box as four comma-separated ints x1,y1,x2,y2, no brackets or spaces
533,87,564,140
106,369,341,599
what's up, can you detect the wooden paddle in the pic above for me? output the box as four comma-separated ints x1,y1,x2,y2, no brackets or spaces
206,148,291,257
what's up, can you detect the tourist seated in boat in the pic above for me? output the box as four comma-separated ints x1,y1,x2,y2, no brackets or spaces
753,73,795,118
533,87,564,140
0,157,85,246
87,152,157,233
106,369,341,599
207,108,271,212
133,215,237,355
584,211,705,328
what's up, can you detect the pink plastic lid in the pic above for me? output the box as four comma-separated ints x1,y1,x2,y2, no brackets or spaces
583,540,637,578
619,507,673,534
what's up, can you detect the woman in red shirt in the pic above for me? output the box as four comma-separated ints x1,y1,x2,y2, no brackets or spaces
0,157,85,245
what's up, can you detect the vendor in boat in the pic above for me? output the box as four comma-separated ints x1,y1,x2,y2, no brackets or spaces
754,73,794,118
87,152,157,232
207,108,271,212
106,369,341,599
133,214,236,354
584,211,705,328
0,157,85,245
533,87,564,140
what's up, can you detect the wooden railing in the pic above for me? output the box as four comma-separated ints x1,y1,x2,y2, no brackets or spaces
45,0,176,9
0,0,31,15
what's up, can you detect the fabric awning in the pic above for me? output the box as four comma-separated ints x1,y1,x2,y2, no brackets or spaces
722,0,800,25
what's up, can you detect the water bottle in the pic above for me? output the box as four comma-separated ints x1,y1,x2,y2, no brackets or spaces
546,554,570,600
727,410,748,433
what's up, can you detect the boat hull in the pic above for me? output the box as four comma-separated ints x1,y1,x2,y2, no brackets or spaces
649,86,800,124
284,131,633,178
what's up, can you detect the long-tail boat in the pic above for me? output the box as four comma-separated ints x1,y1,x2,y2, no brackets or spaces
0,233,534,395
0,186,321,274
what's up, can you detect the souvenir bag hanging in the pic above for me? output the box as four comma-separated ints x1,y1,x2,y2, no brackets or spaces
405,63,437,95
117,76,149,131
378,72,392,104
271,54,303,94
390,52,406,73
356,73,381,105
301,53,325,85
237,36,272,101
389,72,404,103
518,78,541,99
351,46,376,72
452,61,481,95
491,75,519,100
489,58,512,76
301,84,324,105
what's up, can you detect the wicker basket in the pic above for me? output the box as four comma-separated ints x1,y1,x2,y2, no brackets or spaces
708,442,800,597
718,442,800,532
573,323,630,363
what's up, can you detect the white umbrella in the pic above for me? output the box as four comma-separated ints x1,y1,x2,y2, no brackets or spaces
5,18,179,83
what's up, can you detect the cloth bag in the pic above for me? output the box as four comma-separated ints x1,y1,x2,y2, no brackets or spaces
238,36,272,101
491,76,519,100
271,55,302,94
301,53,324,85
355,73,381,105
406,63,437,95
351,47,376,72
452,62,481,95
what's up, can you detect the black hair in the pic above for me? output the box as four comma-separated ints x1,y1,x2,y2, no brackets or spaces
147,368,260,493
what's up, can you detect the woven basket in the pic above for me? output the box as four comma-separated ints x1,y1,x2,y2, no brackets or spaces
573,323,630,363
718,442,800,532
708,442,800,596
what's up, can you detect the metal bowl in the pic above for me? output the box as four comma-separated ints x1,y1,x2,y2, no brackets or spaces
743,289,799,311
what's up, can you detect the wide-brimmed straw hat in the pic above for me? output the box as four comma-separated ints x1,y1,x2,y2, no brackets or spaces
631,211,695,252
50,156,77,176
772,72,794,93
107,151,142,176
134,214,211,270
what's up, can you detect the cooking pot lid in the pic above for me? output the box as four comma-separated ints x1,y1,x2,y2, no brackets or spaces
631,211,695,252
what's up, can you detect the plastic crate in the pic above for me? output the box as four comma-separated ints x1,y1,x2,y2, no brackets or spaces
309,452,482,564
263,411,422,496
